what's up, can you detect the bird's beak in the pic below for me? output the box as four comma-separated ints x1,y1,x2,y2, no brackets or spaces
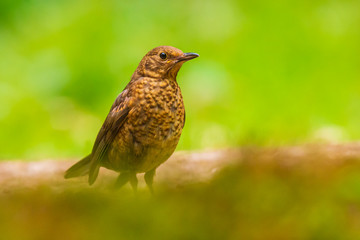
177,52,200,62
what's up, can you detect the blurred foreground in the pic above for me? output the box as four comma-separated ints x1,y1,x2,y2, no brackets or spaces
1,144,360,239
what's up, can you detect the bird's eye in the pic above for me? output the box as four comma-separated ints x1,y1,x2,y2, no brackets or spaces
159,52,167,60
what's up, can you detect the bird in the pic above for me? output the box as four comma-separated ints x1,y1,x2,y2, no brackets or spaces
64,46,199,193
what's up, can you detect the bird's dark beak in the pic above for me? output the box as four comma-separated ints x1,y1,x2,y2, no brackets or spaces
177,52,200,62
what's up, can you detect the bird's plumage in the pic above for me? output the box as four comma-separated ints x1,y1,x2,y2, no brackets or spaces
65,46,199,192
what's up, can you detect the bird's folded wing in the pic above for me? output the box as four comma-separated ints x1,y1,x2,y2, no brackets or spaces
88,95,130,185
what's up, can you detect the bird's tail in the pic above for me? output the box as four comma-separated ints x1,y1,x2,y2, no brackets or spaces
64,155,91,179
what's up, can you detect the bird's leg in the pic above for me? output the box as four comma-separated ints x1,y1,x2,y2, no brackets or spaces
129,172,138,193
144,168,156,195
114,172,130,189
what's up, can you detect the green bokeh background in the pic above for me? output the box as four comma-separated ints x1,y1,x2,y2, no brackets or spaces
1,1,360,239
1,0,359,159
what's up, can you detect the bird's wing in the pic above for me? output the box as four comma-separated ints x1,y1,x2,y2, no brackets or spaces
88,91,131,185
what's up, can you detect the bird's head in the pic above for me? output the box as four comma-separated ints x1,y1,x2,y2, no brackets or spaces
135,46,199,79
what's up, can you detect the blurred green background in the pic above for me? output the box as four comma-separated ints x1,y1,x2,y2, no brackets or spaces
0,0,359,160
1,1,360,240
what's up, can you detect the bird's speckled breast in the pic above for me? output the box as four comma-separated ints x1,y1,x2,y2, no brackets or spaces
105,77,185,173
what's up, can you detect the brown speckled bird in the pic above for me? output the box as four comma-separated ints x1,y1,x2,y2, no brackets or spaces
64,46,199,193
